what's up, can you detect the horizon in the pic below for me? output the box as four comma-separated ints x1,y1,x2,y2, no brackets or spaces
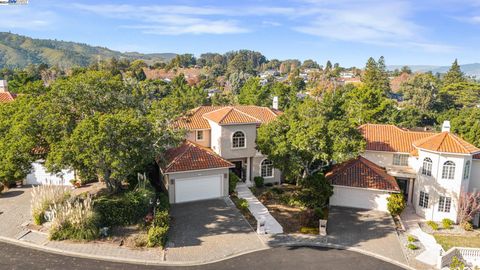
1,0,480,67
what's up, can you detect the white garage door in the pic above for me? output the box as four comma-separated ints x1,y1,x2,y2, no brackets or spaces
175,175,223,203
25,162,74,186
330,186,391,212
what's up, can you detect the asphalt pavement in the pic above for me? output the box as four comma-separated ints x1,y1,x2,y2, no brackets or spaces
0,241,405,270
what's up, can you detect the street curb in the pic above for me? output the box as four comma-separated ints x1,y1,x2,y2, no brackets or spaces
276,241,416,270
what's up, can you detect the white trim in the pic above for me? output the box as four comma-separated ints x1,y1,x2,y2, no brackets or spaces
364,150,410,155
163,166,233,175
259,158,274,178
416,147,476,157
231,130,247,149
332,184,399,193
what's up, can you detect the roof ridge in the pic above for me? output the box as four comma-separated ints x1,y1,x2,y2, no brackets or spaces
165,141,192,172
218,107,234,124
448,132,478,153
232,107,262,122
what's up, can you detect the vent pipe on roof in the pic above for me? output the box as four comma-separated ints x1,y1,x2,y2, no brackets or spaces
442,120,451,132
272,96,279,110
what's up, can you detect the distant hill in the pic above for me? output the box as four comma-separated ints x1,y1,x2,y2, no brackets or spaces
0,32,176,69
388,63,480,78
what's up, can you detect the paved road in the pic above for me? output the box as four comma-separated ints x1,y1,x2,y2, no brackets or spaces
0,241,405,270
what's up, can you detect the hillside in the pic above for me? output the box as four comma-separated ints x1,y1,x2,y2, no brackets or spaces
0,32,176,69
388,63,480,78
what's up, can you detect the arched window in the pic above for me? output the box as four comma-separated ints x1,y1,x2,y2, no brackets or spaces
442,161,456,180
232,131,246,148
422,157,433,176
261,159,274,178
464,160,471,180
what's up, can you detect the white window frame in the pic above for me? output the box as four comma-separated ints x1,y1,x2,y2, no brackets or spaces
196,130,204,141
393,154,409,166
260,159,274,178
231,130,246,149
419,191,429,208
438,196,452,213
442,161,456,180
463,160,471,180
422,157,433,176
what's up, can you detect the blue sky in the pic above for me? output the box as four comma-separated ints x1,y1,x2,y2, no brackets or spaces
1,0,480,67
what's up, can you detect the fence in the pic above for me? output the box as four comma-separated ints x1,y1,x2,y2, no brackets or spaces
438,247,480,269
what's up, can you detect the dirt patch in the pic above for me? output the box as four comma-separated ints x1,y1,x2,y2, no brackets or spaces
96,225,151,249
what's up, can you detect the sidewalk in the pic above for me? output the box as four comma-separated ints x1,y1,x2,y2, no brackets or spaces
236,183,283,234
401,206,442,267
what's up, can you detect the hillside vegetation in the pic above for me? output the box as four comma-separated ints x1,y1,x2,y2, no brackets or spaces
0,32,175,69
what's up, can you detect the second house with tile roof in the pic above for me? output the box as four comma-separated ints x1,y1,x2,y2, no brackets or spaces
160,105,282,204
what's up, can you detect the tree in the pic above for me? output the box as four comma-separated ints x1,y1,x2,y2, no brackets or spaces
301,59,320,69
442,59,466,86
457,191,480,227
362,57,390,94
345,85,396,125
256,96,365,183
60,111,157,192
446,107,480,147
439,82,480,109
238,77,270,106
400,73,439,111
299,173,333,209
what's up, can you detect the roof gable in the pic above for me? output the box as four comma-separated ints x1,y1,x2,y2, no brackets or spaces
413,132,480,154
203,107,261,125
326,156,400,192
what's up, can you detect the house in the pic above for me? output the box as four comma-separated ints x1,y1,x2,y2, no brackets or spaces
0,80,16,103
329,122,480,225
160,105,282,204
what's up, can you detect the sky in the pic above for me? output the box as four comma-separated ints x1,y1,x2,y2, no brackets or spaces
1,0,480,67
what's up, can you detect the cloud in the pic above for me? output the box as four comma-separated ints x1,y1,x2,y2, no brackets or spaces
0,6,55,30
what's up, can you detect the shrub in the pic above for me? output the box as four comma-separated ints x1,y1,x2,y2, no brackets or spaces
407,243,418,250
229,173,240,194
238,198,249,211
147,225,169,248
254,176,264,188
450,256,465,270
31,184,70,225
299,209,317,227
299,173,333,209
442,218,454,229
153,210,170,228
407,235,417,242
427,220,439,231
280,193,305,208
300,227,319,234
49,196,99,241
314,207,326,220
133,233,148,247
387,193,406,216
461,222,473,231
270,187,284,195
94,188,155,227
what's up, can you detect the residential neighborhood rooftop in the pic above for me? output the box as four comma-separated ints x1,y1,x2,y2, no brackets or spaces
412,131,480,154
203,107,262,125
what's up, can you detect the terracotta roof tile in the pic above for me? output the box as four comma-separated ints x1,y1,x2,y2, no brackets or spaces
174,105,280,129
326,156,400,192
0,92,16,103
413,132,480,154
162,140,234,173
203,107,261,125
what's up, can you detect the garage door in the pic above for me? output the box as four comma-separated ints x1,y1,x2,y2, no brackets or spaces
330,186,390,212
175,175,223,203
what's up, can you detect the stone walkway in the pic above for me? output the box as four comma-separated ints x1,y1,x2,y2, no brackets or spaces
236,183,283,234
401,206,442,267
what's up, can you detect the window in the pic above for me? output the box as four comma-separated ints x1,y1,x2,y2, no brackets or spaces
438,196,452,212
261,159,274,178
419,191,429,208
232,131,246,148
463,161,471,180
196,130,204,141
422,157,433,176
442,161,456,180
393,154,409,166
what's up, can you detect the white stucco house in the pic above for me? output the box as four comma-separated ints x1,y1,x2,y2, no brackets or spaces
159,105,283,204
328,121,480,224
25,161,75,186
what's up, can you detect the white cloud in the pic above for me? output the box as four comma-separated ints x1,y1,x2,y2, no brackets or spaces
0,6,55,30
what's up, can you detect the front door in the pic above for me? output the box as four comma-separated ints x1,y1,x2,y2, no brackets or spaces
396,178,409,201
230,161,243,180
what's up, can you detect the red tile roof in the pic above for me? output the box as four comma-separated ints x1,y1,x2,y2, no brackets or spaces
412,132,480,154
474,153,480,160
203,107,261,125
174,105,281,130
0,92,16,103
162,140,234,173
326,156,400,192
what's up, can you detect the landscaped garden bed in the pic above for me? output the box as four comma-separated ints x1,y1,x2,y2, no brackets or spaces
434,234,480,251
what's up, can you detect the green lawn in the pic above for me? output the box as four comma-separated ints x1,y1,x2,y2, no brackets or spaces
434,234,480,251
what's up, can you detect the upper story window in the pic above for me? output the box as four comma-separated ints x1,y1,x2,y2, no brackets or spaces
393,154,409,166
419,191,429,208
442,161,456,180
463,160,471,180
196,130,204,141
261,159,274,178
422,157,433,176
232,131,246,149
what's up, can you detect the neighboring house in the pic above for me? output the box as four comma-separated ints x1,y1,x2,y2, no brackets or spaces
0,80,16,103
329,122,480,224
160,105,282,204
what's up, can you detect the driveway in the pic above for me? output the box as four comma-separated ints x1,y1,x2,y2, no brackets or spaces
166,198,266,262
0,186,32,238
328,206,407,264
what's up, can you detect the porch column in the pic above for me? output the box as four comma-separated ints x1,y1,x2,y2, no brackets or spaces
245,157,252,186
408,178,414,205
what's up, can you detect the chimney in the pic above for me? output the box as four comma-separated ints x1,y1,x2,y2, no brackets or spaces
0,80,6,93
272,96,279,110
442,120,451,132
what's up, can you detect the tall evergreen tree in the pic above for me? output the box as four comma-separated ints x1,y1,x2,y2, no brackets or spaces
443,59,466,86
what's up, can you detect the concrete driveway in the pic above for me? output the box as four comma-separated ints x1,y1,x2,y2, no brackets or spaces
328,206,407,264
166,198,266,263
0,186,32,238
